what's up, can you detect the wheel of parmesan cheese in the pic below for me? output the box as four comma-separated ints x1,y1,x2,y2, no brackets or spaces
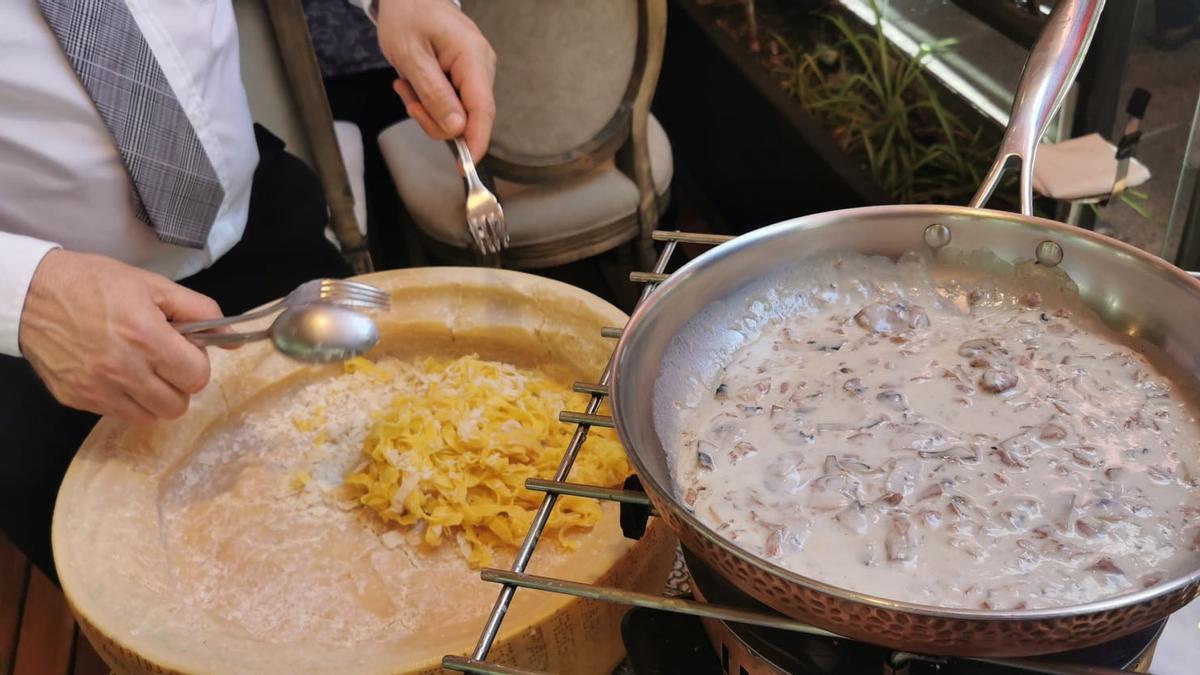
53,267,677,675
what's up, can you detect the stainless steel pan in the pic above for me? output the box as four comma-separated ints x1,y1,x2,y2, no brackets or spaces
610,0,1200,658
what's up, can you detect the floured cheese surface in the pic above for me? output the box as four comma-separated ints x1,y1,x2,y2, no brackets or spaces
673,250,1200,610
159,356,625,647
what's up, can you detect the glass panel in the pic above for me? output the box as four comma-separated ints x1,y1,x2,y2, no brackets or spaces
840,0,1200,259
1104,4,1200,258
837,0,1073,142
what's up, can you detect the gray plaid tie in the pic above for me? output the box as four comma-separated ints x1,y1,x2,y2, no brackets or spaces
38,0,226,249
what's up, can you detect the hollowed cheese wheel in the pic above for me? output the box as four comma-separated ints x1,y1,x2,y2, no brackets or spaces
53,268,677,674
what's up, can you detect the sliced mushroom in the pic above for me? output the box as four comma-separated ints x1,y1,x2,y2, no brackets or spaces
917,509,942,527
817,415,889,433
1075,517,1108,538
1146,466,1174,485
696,440,717,471
737,378,772,403
729,441,758,465
890,421,957,452
885,515,917,562
1141,572,1166,588
772,417,816,445
1057,494,1078,534
1070,447,1103,470
762,453,814,495
958,338,999,359
808,468,861,511
1087,558,1126,578
884,458,921,496
876,390,908,412
992,446,1029,469
1038,421,1068,442
916,483,944,501
918,445,975,462
875,492,904,507
835,501,870,534
764,527,786,559
854,301,930,334
980,369,1018,394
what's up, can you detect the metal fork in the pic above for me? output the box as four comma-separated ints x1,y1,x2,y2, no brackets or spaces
173,278,390,334
453,137,508,255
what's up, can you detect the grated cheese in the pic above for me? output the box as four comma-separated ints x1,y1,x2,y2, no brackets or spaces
343,355,631,567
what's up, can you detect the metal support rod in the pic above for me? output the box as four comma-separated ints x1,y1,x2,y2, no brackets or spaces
525,478,654,510
651,230,736,245
481,569,842,639
558,411,614,428
469,238,680,661
442,656,543,675
892,651,1136,675
630,271,670,284
600,326,624,339
571,382,608,395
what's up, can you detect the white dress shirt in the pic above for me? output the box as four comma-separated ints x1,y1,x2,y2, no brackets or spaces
0,0,375,357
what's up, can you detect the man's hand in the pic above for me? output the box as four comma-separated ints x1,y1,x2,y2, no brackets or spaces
376,0,497,159
18,250,224,425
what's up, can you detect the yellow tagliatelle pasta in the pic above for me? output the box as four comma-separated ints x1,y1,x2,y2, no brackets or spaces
343,355,631,567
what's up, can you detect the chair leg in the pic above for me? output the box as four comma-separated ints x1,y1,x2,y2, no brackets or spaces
635,233,657,272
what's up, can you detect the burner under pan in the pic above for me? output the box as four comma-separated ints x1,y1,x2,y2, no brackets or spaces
621,549,1163,674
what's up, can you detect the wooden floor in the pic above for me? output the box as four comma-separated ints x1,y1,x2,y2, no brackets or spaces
2,535,111,675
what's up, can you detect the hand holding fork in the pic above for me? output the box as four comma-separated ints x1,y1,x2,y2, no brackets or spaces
174,279,390,344
453,137,508,255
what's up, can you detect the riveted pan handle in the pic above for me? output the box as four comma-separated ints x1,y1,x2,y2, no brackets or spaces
971,0,1107,216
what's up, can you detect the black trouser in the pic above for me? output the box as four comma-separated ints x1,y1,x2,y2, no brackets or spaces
1156,0,1199,31
0,125,351,581
322,68,410,270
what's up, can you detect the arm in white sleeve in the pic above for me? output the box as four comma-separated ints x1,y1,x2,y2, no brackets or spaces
0,232,61,357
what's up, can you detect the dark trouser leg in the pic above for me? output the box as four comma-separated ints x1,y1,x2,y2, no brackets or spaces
322,69,411,270
1155,0,1198,32
180,125,352,312
0,125,349,580
0,359,98,584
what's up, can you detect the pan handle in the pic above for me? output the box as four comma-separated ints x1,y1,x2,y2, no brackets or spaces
970,0,1107,216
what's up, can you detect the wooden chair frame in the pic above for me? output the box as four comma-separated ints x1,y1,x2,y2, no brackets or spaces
243,0,373,274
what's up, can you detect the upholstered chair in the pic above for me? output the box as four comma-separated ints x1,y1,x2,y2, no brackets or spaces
379,0,672,270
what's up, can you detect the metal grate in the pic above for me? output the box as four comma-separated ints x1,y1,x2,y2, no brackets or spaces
435,229,843,675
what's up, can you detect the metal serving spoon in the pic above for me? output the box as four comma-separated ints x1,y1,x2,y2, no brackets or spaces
187,303,380,363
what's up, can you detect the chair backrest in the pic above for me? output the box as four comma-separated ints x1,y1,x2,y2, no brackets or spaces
464,0,653,182
233,0,315,166
230,0,371,272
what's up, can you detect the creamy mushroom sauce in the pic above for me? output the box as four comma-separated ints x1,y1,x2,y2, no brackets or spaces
673,251,1200,610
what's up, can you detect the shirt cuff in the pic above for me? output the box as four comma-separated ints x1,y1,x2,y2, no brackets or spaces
353,0,461,22
0,233,61,357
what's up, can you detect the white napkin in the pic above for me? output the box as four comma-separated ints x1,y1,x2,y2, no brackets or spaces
1032,132,1151,201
